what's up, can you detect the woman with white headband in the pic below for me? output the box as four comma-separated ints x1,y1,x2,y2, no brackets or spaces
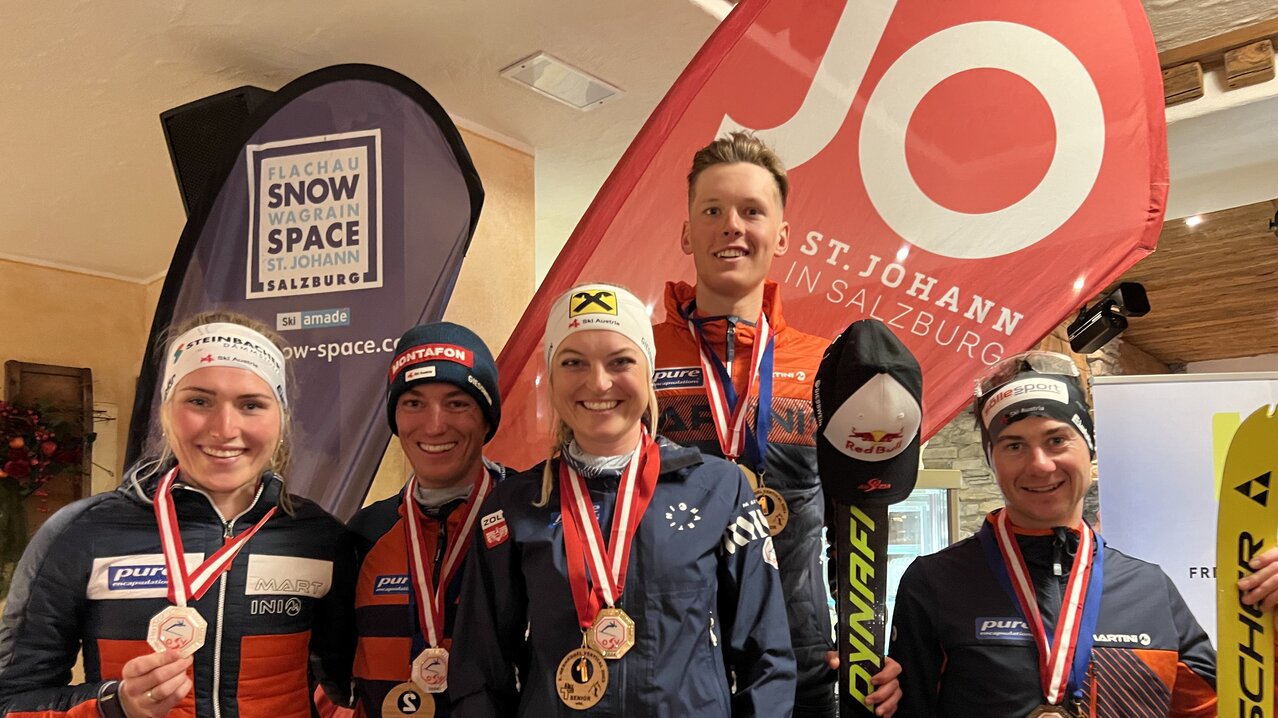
0,311,355,718
450,283,796,716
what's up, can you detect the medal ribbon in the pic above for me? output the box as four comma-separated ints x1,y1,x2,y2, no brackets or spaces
402,464,494,648
560,432,661,629
977,510,1106,705
155,466,277,606
685,306,773,472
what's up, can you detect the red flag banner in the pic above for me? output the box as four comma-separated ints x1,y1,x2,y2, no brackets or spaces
488,0,1167,469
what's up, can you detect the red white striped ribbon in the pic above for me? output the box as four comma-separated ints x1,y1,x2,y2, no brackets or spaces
560,431,659,626
402,464,494,647
155,466,276,606
686,312,771,462
992,509,1095,704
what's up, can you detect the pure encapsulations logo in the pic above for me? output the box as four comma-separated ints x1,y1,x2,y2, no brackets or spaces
373,574,410,596
246,130,383,299
975,617,1032,641
654,367,703,391
108,565,168,590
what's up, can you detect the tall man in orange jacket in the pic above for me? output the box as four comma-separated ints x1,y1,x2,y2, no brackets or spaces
652,131,899,717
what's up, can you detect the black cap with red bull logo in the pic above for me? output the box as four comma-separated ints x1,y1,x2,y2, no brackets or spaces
813,319,923,506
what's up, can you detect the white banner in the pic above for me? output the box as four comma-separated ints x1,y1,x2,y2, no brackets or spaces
1093,372,1278,643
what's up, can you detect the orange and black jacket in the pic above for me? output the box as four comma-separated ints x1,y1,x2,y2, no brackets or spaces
890,516,1217,717
652,279,836,714
0,465,356,718
347,465,503,718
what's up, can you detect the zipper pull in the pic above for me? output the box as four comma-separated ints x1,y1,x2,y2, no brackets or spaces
725,320,736,369
1052,527,1066,576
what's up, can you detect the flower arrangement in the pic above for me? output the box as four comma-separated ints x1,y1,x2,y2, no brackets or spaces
0,400,86,499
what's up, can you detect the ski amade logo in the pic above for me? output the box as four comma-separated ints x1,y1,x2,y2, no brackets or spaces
246,130,383,299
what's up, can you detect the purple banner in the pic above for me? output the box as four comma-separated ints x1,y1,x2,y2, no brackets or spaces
128,64,483,520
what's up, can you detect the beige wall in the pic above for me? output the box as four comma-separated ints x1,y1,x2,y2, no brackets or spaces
0,260,150,491
3,126,534,508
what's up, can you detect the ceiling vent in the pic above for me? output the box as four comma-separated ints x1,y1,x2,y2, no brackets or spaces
500,52,622,111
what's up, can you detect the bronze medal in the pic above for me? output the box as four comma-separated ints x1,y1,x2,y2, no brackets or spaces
1026,705,1074,718
411,647,449,694
737,463,760,491
754,486,790,535
555,646,609,710
588,607,636,660
146,605,207,657
381,682,435,718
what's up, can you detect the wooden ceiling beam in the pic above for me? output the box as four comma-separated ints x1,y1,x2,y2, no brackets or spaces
1159,17,1278,70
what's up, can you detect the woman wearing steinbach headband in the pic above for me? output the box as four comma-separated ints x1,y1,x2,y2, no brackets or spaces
0,311,355,718
449,282,796,716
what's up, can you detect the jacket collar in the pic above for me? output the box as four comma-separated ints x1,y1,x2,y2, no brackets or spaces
120,460,284,523
662,279,791,341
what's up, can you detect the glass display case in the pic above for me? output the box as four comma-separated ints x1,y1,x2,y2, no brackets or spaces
885,487,953,627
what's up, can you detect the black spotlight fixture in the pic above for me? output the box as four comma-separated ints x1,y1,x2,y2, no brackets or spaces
1067,282,1150,354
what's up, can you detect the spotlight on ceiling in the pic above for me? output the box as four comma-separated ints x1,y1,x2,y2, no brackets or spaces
500,52,623,111
1184,215,1203,228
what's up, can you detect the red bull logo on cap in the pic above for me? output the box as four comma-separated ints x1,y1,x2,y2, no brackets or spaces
845,428,908,456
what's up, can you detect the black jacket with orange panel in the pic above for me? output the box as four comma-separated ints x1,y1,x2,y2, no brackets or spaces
0,465,356,718
652,280,836,714
346,464,504,718
890,514,1217,717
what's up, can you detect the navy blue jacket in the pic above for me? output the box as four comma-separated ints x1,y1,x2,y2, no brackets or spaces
0,464,356,718
890,518,1217,717
449,439,796,717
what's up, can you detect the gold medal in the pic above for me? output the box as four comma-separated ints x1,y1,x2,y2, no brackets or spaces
588,607,636,660
754,486,790,535
381,682,435,718
146,605,207,657
411,647,449,693
555,646,609,710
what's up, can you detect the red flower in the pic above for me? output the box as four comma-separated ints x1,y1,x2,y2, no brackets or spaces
40,440,57,456
4,460,31,479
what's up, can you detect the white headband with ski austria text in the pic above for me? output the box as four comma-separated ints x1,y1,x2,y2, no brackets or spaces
543,284,655,374
162,323,288,407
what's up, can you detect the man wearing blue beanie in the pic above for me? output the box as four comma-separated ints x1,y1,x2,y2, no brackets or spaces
347,322,505,718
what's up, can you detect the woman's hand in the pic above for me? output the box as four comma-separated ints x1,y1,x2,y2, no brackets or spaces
117,650,194,718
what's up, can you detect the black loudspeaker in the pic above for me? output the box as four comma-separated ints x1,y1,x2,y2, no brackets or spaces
160,85,273,215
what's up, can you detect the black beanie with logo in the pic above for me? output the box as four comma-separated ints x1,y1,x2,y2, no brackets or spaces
385,322,501,440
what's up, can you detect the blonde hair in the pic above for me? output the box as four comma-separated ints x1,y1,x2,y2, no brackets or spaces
687,130,789,208
532,370,661,508
140,310,297,513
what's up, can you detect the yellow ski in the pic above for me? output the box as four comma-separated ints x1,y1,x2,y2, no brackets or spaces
1218,404,1278,716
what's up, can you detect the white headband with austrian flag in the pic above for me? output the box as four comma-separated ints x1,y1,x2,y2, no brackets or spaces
162,322,288,407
